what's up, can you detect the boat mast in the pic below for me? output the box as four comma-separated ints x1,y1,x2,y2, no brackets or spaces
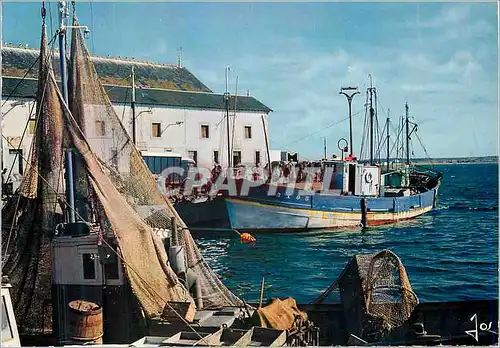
405,101,410,165
131,66,136,144
1,0,3,208
386,109,390,172
224,66,231,169
58,0,76,223
368,74,375,166
58,1,69,102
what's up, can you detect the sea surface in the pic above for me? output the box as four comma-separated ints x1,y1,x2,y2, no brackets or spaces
194,163,498,304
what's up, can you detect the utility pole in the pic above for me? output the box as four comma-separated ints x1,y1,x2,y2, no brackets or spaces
405,101,410,165
340,86,360,157
131,66,136,144
224,66,231,169
386,109,390,172
323,137,327,160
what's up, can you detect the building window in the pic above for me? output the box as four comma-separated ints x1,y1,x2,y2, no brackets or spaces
188,150,198,164
8,149,23,176
82,253,96,280
28,119,36,135
244,126,252,139
233,151,242,166
152,123,161,138
213,150,219,164
255,151,261,165
1,297,13,342
201,125,209,139
95,120,106,136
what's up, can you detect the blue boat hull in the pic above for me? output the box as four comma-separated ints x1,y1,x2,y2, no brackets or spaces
224,185,439,231
174,184,439,232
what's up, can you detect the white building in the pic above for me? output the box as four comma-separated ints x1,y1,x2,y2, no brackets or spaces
1,46,272,186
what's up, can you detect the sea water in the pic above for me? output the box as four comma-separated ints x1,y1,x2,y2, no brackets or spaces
195,163,498,303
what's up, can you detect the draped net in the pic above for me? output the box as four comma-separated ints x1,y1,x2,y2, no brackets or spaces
2,14,242,335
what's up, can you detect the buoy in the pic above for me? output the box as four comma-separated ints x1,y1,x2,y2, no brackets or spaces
240,233,256,243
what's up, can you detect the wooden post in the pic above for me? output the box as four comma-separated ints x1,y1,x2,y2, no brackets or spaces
258,277,265,308
170,216,177,246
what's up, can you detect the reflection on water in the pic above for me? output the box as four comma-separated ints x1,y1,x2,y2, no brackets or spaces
194,164,499,304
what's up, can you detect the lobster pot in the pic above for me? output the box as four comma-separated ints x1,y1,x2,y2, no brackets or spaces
68,300,103,345
338,251,418,342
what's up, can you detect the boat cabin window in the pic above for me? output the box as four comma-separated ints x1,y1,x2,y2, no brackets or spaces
82,253,96,280
104,253,120,280
1,296,13,342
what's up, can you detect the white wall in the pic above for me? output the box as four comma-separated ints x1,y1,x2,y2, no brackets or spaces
96,102,270,169
1,98,271,186
1,99,36,188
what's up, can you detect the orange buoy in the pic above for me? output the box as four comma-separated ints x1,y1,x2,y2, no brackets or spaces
240,233,256,243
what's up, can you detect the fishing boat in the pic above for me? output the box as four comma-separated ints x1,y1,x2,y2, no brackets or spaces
175,81,442,232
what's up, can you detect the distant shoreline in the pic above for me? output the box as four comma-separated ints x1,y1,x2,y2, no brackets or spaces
414,161,498,165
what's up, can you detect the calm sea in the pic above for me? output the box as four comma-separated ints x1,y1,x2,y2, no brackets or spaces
195,163,499,304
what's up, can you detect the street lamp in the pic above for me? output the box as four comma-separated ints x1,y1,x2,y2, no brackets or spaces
160,121,183,136
339,86,360,157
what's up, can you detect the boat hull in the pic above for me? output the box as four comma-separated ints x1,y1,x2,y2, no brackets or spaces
173,181,440,232
224,186,438,232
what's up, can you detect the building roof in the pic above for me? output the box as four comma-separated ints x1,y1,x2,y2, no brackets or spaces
2,46,212,92
2,77,273,113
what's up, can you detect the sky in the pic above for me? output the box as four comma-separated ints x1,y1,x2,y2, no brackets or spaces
2,1,498,160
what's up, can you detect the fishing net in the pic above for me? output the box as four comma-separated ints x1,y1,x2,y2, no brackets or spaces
64,13,242,311
312,250,418,341
1,23,64,334
2,12,242,335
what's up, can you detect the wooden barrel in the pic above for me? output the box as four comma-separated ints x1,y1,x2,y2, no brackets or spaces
68,300,103,344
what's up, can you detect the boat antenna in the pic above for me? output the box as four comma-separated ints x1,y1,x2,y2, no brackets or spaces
224,66,231,169
340,86,360,157
386,108,390,171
